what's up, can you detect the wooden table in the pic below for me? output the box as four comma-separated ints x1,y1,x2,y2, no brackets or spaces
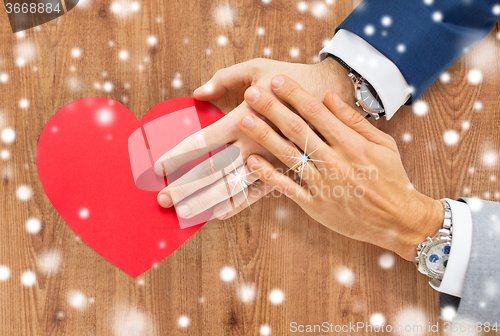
0,0,499,335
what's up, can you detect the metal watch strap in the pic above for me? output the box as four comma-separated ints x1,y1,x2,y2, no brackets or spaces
326,54,356,74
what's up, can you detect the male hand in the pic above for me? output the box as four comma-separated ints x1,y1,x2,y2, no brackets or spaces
238,75,444,261
154,57,355,221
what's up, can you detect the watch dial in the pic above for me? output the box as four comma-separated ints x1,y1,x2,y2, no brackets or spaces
360,82,384,112
425,243,451,275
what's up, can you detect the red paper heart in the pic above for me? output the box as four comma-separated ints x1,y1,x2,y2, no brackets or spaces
37,98,224,277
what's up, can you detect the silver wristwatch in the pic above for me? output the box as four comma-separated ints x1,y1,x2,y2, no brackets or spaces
327,54,385,120
414,199,453,281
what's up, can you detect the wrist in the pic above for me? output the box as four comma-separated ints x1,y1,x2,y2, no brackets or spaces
393,192,445,261
313,56,357,108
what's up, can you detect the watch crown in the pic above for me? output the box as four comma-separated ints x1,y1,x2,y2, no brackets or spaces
355,101,360,107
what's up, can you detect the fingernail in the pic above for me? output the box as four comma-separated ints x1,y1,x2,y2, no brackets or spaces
245,87,260,103
332,93,344,107
214,208,227,220
271,76,285,88
176,204,191,218
154,163,164,176
247,157,259,170
158,193,172,207
194,86,204,95
241,115,255,128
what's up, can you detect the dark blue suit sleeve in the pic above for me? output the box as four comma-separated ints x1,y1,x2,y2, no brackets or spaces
337,0,500,104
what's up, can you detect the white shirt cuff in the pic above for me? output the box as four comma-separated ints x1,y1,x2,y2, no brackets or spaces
319,29,410,120
428,199,473,298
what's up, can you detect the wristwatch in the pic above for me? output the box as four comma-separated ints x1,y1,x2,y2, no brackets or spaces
414,199,453,281
326,54,385,120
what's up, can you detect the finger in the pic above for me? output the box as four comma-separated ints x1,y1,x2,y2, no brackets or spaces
246,155,311,207
213,180,273,220
238,112,320,177
173,164,259,219
153,105,243,176
268,75,363,146
324,91,397,149
157,144,244,208
193,61,257,101
243,85,326,160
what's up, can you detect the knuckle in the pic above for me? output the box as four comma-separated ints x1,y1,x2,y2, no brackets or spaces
257,127,272,143
261,98,275,116
347,111,366,127
282,86,301,101
186,132,207,152
285,118,304,137
301,100,323,117
282,145,299,165
261,168,274,182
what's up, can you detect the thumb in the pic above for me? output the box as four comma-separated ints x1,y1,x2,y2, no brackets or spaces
194,61,256,101
324,92,396,149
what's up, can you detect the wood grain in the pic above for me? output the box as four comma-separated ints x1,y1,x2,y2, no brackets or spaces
0,0,499,335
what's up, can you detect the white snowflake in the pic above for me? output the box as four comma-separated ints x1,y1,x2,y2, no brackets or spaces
364,25,375,36
261,0,271,3
0,149,9,160
26,218,42,234
0,73,8,83
432,11,443,22
110,0,140,18
295,22,304,31
467,69,483,85
378,252,395,269
424,0,433,5
21,271,36,286
217,35,228,46
214,5,234,26
17,185,32,201
370,312,385,326
381,16,392,27
96,108,115,126
118,50,129,61
19,99,29,109
171,73,183,89
441,306,456,321
68,290,88,310
268,289,284,304
256,27,265,36
297,1,308,12
147,35,157,46
335,266,354,286
443,130,459,146
473,101,483,110
468,198,483,212
259,325,271,336
220,266,236,282
71,48,82,58
178,315,190,328
412,101,428,116
79,208,90,219
103,81,114,92
493,4,500,15
16,58,26,67
440,72,451,83
483,150,498,167
289,47,300,58
402,132,412,143
397,44,406,53
311,1,328,18
0,266,10,281
37,250,62,275
461,120,470,130
239,283,256,302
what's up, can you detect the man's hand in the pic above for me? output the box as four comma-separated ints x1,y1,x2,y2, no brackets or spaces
154,57,355,221
237,75,444,261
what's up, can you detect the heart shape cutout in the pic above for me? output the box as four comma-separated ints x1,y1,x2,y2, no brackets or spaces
37,97,224,277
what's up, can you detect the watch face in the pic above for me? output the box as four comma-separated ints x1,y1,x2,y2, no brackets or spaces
425,243,451,276
359,81,384,112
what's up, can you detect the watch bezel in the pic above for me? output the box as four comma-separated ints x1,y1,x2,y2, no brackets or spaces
416,236,452,280
349,74,385,119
